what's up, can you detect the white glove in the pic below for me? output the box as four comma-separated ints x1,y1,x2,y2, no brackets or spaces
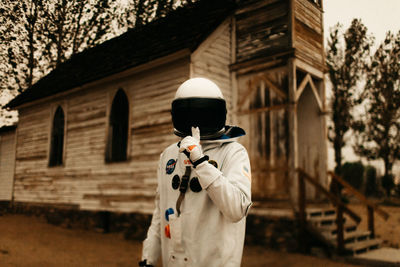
179,127,204,163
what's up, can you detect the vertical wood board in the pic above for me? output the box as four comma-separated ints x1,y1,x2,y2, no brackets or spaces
237,70,290,200
0,131,16,200
235,0,290,63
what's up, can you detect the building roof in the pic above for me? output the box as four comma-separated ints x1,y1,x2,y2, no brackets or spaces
6,0,236,109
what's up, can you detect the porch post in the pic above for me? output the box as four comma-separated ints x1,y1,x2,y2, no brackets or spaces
288,58,299,206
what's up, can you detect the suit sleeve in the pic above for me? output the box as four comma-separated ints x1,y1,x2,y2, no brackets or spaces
194,143,252,222
141,157,162,265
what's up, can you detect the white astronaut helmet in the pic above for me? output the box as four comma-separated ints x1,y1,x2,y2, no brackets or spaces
171,77,227,140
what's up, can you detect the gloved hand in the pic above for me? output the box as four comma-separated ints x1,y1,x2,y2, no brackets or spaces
179,127,204,163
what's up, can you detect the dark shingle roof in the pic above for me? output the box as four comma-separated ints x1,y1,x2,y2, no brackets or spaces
6,0,236,109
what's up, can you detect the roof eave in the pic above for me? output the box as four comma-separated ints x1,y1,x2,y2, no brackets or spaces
6,48,192,110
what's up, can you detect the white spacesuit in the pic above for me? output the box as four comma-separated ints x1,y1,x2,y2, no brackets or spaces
140,78,252,267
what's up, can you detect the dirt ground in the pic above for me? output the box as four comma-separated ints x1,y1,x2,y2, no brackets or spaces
1,203,398,267
0,214,357,267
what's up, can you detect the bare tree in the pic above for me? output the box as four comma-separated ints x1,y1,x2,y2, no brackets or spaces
0,0,198,126
116,0,198,31
0,0,45,93
41,0,116,68
0,0,117,126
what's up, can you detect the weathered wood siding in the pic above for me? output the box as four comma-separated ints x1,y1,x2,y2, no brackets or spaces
237,71,290,200
233,0,326,202
13,57,189,213
235,0,323,69
0,129,16,200
293,0,324,68
235,0,290,64
191,19,233,119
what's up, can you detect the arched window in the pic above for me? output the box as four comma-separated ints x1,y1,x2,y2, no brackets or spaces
49,106,65,167
106,89,129,162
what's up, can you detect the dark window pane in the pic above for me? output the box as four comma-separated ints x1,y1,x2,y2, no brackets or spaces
49,106,64,166
106,90,129,162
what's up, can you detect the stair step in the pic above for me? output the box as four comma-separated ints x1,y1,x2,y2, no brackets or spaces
317,220,358,235
346,238,382,255
343,230,371,244
325,230,371,244
308,214,348,227
306,207,336,218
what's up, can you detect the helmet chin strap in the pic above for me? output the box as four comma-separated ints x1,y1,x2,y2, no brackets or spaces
173,127,226,140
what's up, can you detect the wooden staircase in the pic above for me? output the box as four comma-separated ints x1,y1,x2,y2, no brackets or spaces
296,169,392,260
306,206,382,256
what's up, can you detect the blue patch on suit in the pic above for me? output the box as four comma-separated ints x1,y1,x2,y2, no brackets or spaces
166,159,177,174
165,208,174,221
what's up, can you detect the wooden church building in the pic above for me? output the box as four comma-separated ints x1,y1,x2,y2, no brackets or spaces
4,0,327,237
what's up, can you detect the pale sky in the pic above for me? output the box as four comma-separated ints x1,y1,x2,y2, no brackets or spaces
324,0,400,46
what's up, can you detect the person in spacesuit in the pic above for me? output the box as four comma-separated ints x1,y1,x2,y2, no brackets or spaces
139,77,252,267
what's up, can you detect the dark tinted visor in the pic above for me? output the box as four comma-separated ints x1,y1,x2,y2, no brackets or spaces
171,98,226,137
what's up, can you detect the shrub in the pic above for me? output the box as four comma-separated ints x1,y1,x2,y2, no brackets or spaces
364,165,377,197
341,161,364,190
395,182,400,197
381,174,395,197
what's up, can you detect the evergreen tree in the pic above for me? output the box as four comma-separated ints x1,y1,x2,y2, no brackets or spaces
326,19,373,175
352,31,400,195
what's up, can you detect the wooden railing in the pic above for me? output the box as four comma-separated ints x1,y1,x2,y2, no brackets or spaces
296,168,389,254
328,171,390,237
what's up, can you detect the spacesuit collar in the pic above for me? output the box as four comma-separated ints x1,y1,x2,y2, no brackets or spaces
201,126,245,147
